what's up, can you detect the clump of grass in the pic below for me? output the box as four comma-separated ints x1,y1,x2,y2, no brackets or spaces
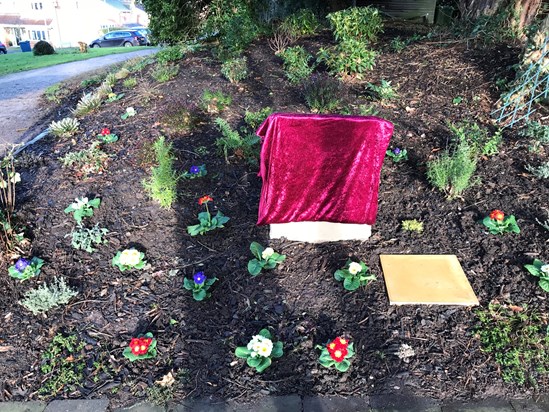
103,72,117,88
115,67,131,80
475,303,549,386
123,77,138,88
401,219,424,233
151,64,179,83
71,93,102,117
142,136,178,209
48,117,79,138
20,277,78,315
302,73,341,113
426,140,477,199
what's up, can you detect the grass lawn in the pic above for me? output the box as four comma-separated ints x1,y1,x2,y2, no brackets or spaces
0,46,156,76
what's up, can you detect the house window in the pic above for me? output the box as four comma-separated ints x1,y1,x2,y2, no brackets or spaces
31,2,43,9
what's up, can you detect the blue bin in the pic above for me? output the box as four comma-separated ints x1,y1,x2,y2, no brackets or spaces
20,41,31,52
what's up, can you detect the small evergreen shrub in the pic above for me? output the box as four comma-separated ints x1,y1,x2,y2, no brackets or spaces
449,121,501,157
20,277,78,315
33,40,55,56
427,141,477,199
214,118,259,163
156,45,184,65
201,90,232,113
221,56,249,83
317,39,376,79
244,107,273,129
142,136,178,209
279,46,314,84
302,74,341,113
326,7,383,44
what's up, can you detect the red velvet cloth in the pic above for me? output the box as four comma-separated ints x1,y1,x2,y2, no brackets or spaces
256,113,394,225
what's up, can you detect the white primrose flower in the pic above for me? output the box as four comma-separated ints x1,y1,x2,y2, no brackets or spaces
71,197,89,210
348,262,362,275
118,248,142,266
256,339,273,357
9,172,20,184
541,264,549,276
247,335,273,357
262,247,275,260
126,107,136,116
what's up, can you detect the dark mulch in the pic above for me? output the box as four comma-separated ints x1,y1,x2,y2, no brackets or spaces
0,24,548,408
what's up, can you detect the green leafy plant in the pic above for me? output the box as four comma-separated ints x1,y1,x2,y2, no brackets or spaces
71,93,102,117
449,121,502,157
115,67,131,80
8,257,44,281
521,121,549,148
524,259,549,292
358,103,379,116
142,136,178,209
103,72,117,88
452,96,463,105
39,333,86,396
234,329,283,373
279,46,315,84
67,224,108,253
112,248,147,271
20,277,78,315
482,209,520,235
326,6,383,44
48,117,79,138
0,152,26,253
181,164,207,179
187,195,230,236
124,56,155,73
280,8,319,38
44,83,69,104
475,303,549,385
97,127,119,143
247,242,286,276
202,90,232,114
302,73,341,113
244,107,273,130
123,333,158,361
386,147,408,162
221,56,249,83
183,271,217,301
105,92,125,103
366,80,398,100
214,117,260,163
426,140,477,199
317,39,376,79
390,36,406,53
316,336,355,372
61,142,109,179
64,196,101,224
401,219,424,233
334,260,376,291
151,63,180,83
156,45,185,64
121,107,137,120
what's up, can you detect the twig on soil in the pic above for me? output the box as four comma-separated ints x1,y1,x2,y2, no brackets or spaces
194,240,218,253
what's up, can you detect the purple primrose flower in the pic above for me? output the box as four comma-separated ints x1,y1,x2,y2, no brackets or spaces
15,258,30,272
189,166,201,174
392,148,401,155
193,271,206,285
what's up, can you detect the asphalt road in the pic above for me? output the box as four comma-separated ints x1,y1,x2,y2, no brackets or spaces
0,48,158,152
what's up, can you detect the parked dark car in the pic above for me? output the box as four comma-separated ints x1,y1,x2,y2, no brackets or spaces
89,30,147,48
0,41,7,54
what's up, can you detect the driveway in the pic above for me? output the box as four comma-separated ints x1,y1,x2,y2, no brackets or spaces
0,48,158,153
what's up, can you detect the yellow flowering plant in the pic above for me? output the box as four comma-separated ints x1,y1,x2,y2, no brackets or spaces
112,248,147,271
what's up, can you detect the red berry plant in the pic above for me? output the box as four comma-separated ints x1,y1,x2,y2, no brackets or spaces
482,209,520,235
123,332,157,361
316,336,355,372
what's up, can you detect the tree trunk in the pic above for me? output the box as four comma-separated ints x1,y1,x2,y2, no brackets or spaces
458,0,508,20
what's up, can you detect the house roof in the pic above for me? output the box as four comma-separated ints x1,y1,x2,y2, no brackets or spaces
0,15,53,25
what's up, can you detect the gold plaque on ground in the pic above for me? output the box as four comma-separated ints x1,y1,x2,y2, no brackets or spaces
380,255,479,306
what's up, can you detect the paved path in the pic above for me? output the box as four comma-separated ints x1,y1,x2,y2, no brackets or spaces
0,48,158,152
1,394,549,412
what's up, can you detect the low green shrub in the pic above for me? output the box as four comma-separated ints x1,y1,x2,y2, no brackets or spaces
20,277,78,315
123,77,138,88
326,6,383,44
156,45,185,64
366,80,398,101
279,46,314,84
521,121,549,147
221,56,249,83
426,140,477,199
202,90,232,113
526,161,549,179
244,107,273,130
33,40,55,56
317,39,376,79
280,8,319,38
449,121,501,157
151,63,179,83
67,224,109,253
214,118,259,163
302,73,341,113
142,136,178,209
